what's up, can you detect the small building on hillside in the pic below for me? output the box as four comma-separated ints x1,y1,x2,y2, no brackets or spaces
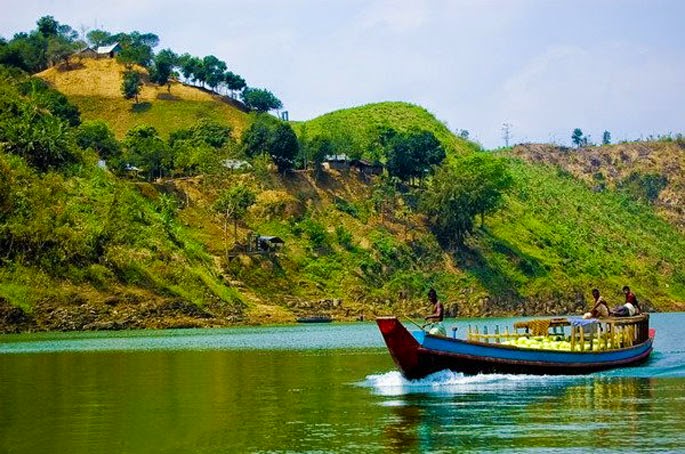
77,47,97,59
245,233,284,254
350,159,383,176
257,236,285,252
96,43,121,58
223,159,252,171
323,154,350,171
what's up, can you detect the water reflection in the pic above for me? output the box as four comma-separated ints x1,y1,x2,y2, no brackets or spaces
374,375,685,453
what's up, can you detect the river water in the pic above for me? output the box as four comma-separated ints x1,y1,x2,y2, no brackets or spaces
1,313,684,453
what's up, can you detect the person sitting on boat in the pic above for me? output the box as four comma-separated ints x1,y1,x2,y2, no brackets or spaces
584,288,609,319
424,288,446,336
611,286,641,317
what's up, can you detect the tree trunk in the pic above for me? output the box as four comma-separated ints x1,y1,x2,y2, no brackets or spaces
223,211,229,263
233,218,238,245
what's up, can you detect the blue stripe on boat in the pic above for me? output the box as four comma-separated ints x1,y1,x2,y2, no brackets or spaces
413,331,653,365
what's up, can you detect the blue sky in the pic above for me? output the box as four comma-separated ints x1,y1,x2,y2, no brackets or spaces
1,0,683,148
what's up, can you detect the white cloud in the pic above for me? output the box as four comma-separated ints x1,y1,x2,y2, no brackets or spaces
358,0,430,32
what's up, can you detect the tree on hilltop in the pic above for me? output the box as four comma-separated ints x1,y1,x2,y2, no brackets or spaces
150,48,178,89
203,55,227,91
46,35,79,68
572,128,585,148
86,29,111,50
241,87,282,113
116,32,159,68
224,71,246,97
602,130,611,145
177,53,204,86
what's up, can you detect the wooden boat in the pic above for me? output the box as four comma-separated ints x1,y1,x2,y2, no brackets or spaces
296,315,333,323
376,314,655,379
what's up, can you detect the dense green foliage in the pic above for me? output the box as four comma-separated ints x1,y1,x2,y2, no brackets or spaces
386,128,445,183
0,69,242,316
2,25,685,329
75,120,121,160
421,154,512,249
241,114,298,171
0,67,81,171
617,172,668,204
121,125,172,179
0,16,80,73
295,102,477,161
241,87,283,112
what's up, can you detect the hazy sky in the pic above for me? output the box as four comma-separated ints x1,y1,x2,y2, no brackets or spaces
1,0,683,148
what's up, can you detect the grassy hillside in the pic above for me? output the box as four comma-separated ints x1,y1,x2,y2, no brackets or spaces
511,141,685,230
3,62,685,333
295,101,479,158
470,157,685,312
38,58,250,140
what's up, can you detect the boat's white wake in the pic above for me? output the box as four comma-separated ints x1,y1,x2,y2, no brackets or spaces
360,370,574,396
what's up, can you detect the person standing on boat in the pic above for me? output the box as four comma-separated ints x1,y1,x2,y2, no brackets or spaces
585,288,609,319
424,288,446,336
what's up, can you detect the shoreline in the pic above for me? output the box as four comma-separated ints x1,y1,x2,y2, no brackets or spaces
0,297,675,335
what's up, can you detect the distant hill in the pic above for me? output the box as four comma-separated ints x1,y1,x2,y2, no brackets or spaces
510,141,685,230
38,58,250,139
295,101,479,158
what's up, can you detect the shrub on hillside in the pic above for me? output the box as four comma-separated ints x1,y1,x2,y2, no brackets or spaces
169,118,232,149
76,120,121,161
618,172,668,204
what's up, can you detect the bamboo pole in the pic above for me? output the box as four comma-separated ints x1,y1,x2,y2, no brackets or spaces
571,325,576,351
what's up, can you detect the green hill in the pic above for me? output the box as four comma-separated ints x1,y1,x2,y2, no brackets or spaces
468,157,685,313
2,63,685,333
295,101,479,158
510,141,685,230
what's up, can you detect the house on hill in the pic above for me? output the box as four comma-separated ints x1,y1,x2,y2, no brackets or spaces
350,159,383,177
76,47,97,58
323,154,350,171
223,159,252,171
96,43,121,58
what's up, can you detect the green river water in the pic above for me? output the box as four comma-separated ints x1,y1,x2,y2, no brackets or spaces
2,314,685,453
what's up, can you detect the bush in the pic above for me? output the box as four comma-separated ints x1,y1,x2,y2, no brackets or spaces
618,172,668,204
76,120,121,160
